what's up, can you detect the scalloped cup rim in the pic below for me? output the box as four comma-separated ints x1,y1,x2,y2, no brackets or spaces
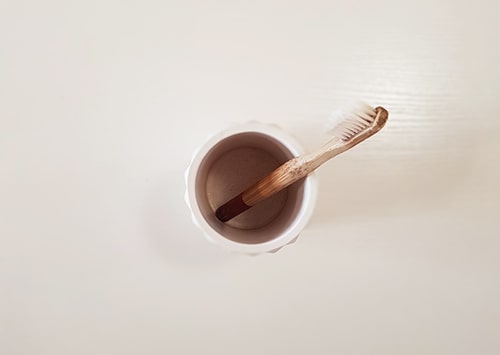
184,122,318,255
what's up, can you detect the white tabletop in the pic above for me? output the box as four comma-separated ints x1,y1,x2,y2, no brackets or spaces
2,1,499,354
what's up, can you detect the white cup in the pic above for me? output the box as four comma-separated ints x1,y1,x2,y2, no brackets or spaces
184,122,318,254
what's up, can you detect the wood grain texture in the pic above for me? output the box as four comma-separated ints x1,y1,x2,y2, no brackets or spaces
242,157,307,206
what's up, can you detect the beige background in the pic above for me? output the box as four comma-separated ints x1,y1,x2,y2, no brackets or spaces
1,0,499,354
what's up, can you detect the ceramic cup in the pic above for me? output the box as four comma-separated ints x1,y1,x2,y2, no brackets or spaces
184,122,318,254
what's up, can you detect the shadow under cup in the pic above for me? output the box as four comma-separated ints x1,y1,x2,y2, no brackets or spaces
195,132,308,245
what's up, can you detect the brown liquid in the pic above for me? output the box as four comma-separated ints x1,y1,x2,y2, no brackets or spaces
205,147,288,229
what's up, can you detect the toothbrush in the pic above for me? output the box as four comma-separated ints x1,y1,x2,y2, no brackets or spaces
215,102,389,222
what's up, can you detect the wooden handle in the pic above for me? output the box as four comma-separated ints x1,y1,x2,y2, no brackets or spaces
214,157,308,222
242,157,308,206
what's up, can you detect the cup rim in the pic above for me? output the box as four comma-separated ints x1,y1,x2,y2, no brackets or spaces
185,122,318,254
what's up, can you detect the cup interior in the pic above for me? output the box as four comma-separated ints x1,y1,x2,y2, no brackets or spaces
195,132,306,244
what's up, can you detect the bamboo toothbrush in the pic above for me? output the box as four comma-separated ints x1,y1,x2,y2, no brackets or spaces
215,103,389,222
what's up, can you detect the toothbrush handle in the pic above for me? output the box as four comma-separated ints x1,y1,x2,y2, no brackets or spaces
215,147,346,222
215,157,306,222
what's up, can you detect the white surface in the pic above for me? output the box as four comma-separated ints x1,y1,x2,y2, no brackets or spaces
1,1,499,354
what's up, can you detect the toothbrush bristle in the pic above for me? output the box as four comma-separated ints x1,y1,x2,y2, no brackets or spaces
328,101,377,141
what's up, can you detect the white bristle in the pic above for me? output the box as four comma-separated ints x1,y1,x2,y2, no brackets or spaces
327,101,377,141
